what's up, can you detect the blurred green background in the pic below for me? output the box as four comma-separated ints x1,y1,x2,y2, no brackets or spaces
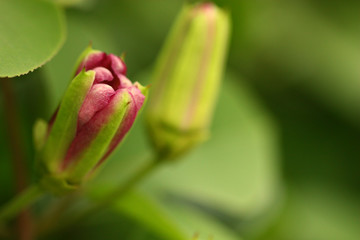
1,0,359,239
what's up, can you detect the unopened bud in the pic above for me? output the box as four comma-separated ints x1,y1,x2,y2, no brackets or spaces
146,2,230,159
35,46,147,194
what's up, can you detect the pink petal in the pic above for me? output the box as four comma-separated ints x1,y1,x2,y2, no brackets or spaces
93,67,114,83
118,74,133,88
127,86,145,110
109,54,127,75
84,52,107,70
78,84,115,128
75,52,107,75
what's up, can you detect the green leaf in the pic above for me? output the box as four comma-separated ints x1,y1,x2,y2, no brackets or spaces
100,189,242,240
0,0,66,78
113,191,187,240
236,0,360,126
259,184,360,240
163,204,241,240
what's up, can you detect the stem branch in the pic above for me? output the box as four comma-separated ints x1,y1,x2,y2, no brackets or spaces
41,156,162,235
0,185,43,222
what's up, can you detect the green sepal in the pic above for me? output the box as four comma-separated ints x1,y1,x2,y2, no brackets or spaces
39,175,78,196
63,91,132,185
71,44,99,76
135,82,150,109
120,52,126,61
33,119,48,152
135,82,149,97
147,121,208,160
40,69,95,174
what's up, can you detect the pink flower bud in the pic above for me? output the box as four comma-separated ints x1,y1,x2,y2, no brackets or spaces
64,51,144,167
36,47,147,193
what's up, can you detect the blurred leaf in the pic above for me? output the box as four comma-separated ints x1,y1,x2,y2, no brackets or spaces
0,0,66,78
258,184,360,240
261,87,360,190
163,203,241,240
100,190,242,240
113,191,189,240
55,190,241,240
53,210,164,240
234,0,360,126
53,0,95,8
227,0,360,190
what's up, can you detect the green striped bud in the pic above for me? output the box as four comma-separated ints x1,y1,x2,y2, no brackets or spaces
146,2,231,159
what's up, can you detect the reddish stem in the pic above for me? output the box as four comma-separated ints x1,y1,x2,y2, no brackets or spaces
1,78,33,240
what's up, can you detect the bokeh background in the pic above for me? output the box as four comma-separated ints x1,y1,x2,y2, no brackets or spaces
1,0,359,239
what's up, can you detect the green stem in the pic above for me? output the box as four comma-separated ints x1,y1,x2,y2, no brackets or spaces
100,158,160,205
79,158,160,220
36,192,79,235
0,185,43,222
41,156,162,235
